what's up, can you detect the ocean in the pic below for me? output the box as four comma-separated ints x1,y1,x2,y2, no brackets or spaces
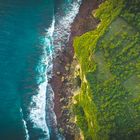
0,0,81,140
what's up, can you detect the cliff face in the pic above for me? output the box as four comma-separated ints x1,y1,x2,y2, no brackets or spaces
51,0,102,139
50,0,101,139
73,0,140,139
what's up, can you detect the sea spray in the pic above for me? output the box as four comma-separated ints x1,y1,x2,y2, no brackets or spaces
26,16,63,139
53,0,82,51
21,0,82,139
20,108,30,140
27,18,56,140
43,17,64,139
47,0,82,138
48,0,82,138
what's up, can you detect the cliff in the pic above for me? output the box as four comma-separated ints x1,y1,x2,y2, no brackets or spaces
73,0,140,139
51,0,102,139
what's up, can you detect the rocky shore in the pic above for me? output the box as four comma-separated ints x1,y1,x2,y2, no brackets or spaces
50,0,103,139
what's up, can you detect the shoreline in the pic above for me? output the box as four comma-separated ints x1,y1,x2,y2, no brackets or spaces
50,0,102,139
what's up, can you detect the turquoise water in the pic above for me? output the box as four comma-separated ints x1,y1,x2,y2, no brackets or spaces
0,0,81,140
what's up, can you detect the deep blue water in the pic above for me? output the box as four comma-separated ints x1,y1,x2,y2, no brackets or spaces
0,0,81,140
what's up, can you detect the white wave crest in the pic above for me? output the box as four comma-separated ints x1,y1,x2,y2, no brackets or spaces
28,17,55,140
20,108,30,140
22,0,82,139
53,0,82,50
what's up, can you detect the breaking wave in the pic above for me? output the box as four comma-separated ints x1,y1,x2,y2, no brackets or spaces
22,0,82,139
28,17,55,140
54,0,82,51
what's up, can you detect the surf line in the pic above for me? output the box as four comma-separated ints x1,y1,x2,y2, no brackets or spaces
28,17,56,139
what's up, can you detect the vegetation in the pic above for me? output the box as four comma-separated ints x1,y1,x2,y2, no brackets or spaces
73,0,140,139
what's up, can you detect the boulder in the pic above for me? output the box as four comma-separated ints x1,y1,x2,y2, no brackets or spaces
56,71,61,75
61,76,65,82
65,66,69,71
60,97,65,102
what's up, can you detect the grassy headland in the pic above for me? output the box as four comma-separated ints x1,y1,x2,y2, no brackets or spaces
73,0,140,139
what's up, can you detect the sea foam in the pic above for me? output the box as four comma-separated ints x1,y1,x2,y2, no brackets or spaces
20,108,30,140
54,0,82,51
22,0,82,139
27,18,55,140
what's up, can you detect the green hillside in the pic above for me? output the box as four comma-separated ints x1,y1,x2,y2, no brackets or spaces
73,0,140,139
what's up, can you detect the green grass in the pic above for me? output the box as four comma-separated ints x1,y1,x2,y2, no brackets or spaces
73,0,140,139
123,74,140,96
93,51,113,81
